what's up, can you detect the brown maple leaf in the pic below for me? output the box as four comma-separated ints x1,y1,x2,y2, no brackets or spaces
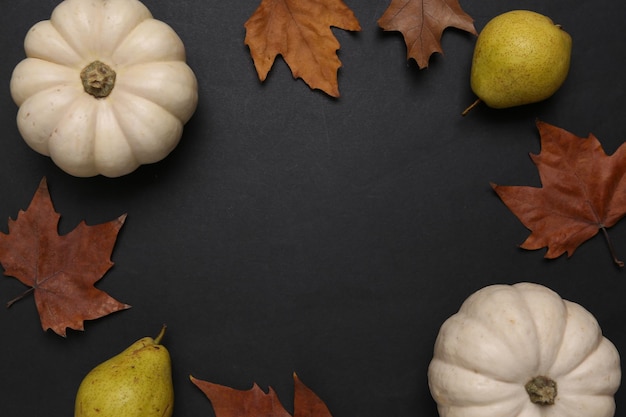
0,178,130,336
244,0,361,97
191,372,333,417
492,120,626,267
378,0,477,69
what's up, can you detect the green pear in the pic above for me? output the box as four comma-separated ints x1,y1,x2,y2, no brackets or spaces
74,326,174,417
463,10,572,115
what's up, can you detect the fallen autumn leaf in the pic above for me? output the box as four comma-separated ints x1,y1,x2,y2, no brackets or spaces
244,0,361,97
492,120,626,267
378,0,477,68
0,178,130,336
191,372,333,417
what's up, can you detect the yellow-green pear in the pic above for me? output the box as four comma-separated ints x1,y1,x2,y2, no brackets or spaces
74,326,174,417
463,10,572,115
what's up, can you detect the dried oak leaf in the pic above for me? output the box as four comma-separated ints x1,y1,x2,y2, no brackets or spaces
378,0,477,69
492,120,626,267
0,178,129,336
244,0,361,97
190,372,333,417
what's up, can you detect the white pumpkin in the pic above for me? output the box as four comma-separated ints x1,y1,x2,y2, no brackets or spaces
10,0,198,177
428,282,621,417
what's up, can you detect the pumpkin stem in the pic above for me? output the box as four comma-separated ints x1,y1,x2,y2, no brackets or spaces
525,376,557,405
80,60,116,98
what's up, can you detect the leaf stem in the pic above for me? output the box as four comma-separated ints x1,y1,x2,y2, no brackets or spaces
6,287,35,308
600,226,624,268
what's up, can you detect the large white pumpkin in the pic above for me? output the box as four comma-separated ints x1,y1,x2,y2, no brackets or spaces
10,0,198,177
428,282,621,417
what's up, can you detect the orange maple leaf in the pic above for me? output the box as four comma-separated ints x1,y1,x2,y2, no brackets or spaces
191,372,333,417
492,121,626,267
0,178,130,336
378,0,477,69
244,0,361,97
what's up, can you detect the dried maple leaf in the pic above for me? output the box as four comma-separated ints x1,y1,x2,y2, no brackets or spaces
492,120,626,267
191,372,333,417
244,0,361,97
0,178,130,336
377,0,477,69
292,374,333,417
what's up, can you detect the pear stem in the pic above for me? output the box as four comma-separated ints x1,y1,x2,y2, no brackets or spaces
154,324,167,344
462,98,482,116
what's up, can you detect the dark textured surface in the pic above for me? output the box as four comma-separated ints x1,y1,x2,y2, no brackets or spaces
0,1,625,416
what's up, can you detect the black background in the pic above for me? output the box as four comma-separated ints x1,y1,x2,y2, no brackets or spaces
1,0,626,416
